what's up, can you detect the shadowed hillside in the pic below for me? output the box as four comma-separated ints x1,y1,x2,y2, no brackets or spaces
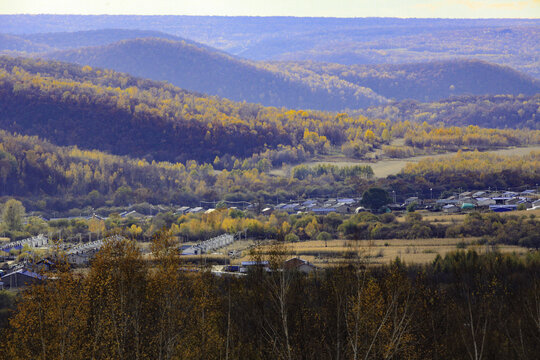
43,38,538,110
44,37,386,110
0,34,53,53
358,94,540,130
273,59,540,102
1,15,538,76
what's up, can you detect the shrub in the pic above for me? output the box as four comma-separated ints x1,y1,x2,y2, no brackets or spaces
285,233,300,242
379,213,396,224
456,241,467,249
317,232,332,241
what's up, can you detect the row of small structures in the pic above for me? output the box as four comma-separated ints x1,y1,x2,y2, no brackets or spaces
0,233,240,288
180,234,236,255
0,234,48,254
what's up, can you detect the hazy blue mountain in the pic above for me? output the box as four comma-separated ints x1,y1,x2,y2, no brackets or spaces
273,59,540,102
1,15,538,77
0,28,220,54
44,37,387,110
0,33,53,53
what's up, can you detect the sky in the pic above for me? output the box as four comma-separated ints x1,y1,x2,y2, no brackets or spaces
0,0,539,18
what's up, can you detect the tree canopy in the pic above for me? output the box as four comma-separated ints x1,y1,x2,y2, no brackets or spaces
361,187,391,211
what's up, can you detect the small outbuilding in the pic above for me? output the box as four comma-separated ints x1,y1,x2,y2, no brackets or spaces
283,257,316,274
1,268,45,288
461,203,475,210
443,204,459,213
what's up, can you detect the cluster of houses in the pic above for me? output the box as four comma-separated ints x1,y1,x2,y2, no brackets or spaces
65,238,107,266
181,234,235,255
0,234,48,255
262,198,360,216
0,234,51,289
1,235,116,288
33,188,538,231
430,189,540,213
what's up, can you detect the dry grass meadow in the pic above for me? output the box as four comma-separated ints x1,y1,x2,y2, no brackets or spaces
270,145,540,178
230,238,528,267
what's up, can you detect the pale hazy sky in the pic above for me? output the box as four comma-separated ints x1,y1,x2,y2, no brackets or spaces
0,0,539,18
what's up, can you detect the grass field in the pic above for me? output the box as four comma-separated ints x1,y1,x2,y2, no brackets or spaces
232,238,529,267
407,208,540,223
270,145,540,178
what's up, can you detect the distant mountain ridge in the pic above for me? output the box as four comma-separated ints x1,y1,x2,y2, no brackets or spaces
42,37,539,110
0,29,202,52
43,37,387,110
19,29,187,50
0,33,53,53
273,59,540,102
1,15,538,77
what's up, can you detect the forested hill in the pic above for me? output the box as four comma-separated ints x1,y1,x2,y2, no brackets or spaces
0,56,282,163
0,34,53,53
42,37,539,110
272,59,540,102
43,37,386,110
0,56,379,163
0,29,200,53
1,15,538,77
1,56,538,168
359,94,540,130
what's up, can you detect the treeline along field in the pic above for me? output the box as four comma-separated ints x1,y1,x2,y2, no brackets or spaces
1,128,539,214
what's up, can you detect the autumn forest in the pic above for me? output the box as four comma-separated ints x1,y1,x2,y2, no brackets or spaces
0,14,539,360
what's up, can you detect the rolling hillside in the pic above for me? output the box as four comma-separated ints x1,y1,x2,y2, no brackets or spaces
0,33,53,53
0,56,537,170
1,15,538,77
1,26,537,111
43,37,386,110
43,37,539,111
359,94,540,130
272,59,540,102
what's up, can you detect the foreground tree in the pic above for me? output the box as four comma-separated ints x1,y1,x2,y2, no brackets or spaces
3,261,89,360
147,230,189,360
85,237,148,360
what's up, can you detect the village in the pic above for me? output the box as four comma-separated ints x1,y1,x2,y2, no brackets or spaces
0,232,316,289
1,187,539,289
47,186,540,220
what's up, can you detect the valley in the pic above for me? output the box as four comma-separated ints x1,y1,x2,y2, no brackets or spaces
0,12,539,360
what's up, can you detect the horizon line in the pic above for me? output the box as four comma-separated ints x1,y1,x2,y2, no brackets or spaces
1,14,539,20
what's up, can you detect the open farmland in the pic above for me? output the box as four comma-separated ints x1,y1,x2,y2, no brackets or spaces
405,208,540,223
271,145,540,178
232,238,529,267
